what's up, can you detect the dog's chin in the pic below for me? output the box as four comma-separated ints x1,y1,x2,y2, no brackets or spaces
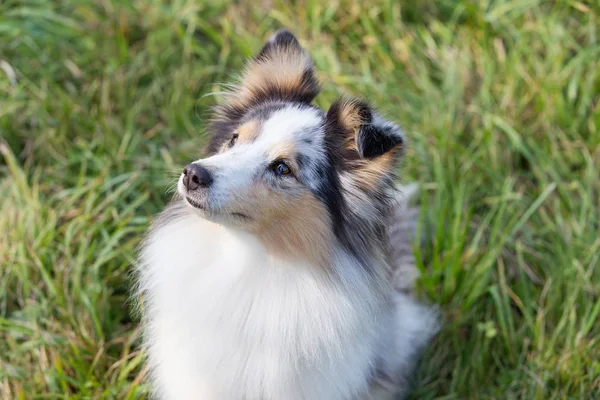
184,196,251,224
184,196,208,211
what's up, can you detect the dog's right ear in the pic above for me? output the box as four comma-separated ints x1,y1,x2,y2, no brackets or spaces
231,29,320,109
208,29,320,154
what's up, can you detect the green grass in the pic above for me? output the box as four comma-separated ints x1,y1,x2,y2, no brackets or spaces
1,0,599,398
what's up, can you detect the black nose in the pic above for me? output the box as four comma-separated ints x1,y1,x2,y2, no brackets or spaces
183,164,213,191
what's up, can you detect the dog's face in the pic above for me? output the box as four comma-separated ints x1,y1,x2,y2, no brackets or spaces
178,103,329,225
177,30,404,264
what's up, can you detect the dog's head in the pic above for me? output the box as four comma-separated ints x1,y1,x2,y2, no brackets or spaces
178,30,405,264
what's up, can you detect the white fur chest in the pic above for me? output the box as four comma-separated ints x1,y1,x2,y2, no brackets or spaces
138,210,388,400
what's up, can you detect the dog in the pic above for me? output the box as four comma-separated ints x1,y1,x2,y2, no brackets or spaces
136,29,438,400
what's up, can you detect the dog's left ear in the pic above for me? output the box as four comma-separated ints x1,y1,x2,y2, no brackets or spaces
231,29,320,108
326,97,404,160
325,97,405,190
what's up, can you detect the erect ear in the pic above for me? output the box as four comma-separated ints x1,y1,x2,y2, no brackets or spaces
207,30,320,154
326,97,404,159
229,29,320,108
325,97,405,191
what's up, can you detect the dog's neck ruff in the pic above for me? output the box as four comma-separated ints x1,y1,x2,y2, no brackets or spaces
138,200,391,400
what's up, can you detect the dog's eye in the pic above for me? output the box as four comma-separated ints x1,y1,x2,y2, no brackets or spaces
272,161,292,177
229,134,239,147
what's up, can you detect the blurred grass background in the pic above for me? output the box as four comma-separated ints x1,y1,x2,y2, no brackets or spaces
0,0,599,398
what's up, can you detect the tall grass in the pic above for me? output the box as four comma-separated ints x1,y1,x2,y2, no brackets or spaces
1,1,598,398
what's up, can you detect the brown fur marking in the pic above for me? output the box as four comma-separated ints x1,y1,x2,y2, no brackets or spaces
350,149,400,191
230,46,312,109
338,99,365,133
252,191,332,267
237,120,261,143
267,141,298,167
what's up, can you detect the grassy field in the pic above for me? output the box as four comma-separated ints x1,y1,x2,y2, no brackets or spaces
1,0,599,398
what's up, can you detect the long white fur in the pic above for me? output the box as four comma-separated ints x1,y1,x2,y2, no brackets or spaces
138,202,438,400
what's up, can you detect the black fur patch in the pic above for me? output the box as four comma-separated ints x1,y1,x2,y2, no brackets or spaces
242,102,288,123
256,29,301,61
296,153,308,170
311,161,347,242
357,125,403,159
207,105,246,155
247,77,320,106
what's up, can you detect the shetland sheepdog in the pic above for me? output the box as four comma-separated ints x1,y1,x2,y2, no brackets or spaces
136,29,438,400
